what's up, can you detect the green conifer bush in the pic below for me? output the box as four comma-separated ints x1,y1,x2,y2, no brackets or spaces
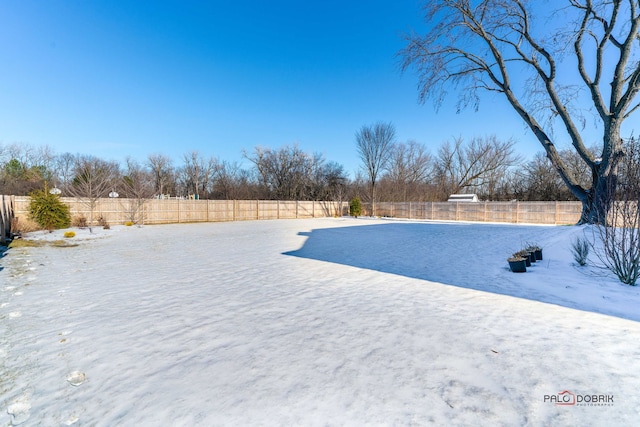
28,187,71,231
349,197,362,218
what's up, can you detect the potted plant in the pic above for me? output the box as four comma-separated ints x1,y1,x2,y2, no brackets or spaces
514,250,532,267
525,249,536,263
508,256,527,273
526,244,543,261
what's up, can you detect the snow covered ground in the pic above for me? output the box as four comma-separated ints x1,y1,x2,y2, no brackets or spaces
1,218,639,426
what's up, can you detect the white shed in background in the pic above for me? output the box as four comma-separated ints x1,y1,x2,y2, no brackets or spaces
447,194,479,202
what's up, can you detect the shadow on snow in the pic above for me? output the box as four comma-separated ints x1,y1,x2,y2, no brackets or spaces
283,221,638,322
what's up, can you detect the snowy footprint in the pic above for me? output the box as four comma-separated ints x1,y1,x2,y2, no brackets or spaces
7,393,31,425
66,371,86,386
9,312,22,318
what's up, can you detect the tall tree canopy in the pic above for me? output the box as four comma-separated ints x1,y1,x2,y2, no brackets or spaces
402,0,640,224
355,121,396,215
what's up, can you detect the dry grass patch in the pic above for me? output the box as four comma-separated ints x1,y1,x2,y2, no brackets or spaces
50,240,79,248
8,239,45,248
9,239,79,249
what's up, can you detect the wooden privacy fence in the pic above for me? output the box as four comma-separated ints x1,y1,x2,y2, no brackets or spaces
10,196,583,226
12,197,345,225
1,195,14,244
364,201,583,225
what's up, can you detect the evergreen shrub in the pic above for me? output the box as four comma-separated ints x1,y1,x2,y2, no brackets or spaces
28,187,71,231
349,197,362,218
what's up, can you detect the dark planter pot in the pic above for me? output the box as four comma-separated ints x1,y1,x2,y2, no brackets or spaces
528,252,536,263
519,255,531,267
534,249,543,261
508,259,527,273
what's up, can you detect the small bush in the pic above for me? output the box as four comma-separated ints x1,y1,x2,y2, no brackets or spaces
349,197,362,218
72,216,88,228
95,216,110,229
63,231,76,238
11,217,39,235
124,221,134,227
571,236,590,266
28,187,71,231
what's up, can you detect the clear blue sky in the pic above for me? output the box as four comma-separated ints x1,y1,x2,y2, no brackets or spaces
0,0,582,176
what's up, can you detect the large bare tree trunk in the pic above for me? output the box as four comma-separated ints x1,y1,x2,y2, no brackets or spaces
580,173,617,224
401,0,640,224
574,128,624,225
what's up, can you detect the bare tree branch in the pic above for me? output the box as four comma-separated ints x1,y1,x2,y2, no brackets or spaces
401,0,640,223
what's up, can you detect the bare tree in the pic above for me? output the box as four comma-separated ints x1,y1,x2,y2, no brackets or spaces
212,160,241,199
147,153,175,197
304,152,330,201
179,151,206,199
234,168,261,200
518,148,595,201
355,121,396,215
67,155,119,226
244,144,321,200
200,156,218,198
385,140,432,201
315,161,349,215
519,152,572,201
401,0,640,224
120,157,154,224
54,152,76,192
433,136,520,200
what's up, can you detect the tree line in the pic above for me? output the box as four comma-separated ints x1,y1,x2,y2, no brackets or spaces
3,133,637,205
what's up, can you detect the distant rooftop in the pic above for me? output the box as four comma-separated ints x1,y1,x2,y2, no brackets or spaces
447,194,479,202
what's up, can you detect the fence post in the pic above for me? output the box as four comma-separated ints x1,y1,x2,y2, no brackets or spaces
555,201,559,225
516,202,520,223
484,202,488,222
296,200,299,219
